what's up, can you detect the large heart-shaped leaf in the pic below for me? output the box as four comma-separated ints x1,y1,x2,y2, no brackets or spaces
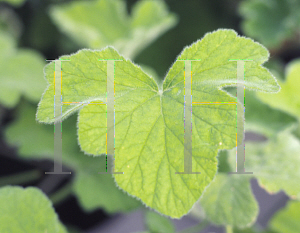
36,29,279,218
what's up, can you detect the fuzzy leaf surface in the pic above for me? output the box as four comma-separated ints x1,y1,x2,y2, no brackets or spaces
36,29,279,218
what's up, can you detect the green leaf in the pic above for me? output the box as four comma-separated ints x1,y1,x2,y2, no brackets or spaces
5,100,72,159
0,32,46,108
0,7,23,39
217,150,231,173
269,201,300,233
5,100,141,213
245,89,297,137
0,0,25,7
145,211,175,233
49,0,178,59
36,29,279,218
73,155,142,213
229,128,300,199
0,186,67,233
239,0,300,49
200,174,258,228
139,64,161,87
257,59,300,121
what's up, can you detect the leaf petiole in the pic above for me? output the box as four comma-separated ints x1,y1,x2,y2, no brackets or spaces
0,169,41,187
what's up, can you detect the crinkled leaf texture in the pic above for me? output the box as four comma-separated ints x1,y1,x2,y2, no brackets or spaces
0,32,46,107
0,186,67,233
200,174,258,228
49,0,178,59
36,29,279,218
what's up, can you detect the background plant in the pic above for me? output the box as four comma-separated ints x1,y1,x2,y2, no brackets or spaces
0,0,300,233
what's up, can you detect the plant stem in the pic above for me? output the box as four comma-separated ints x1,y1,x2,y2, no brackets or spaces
226,225,233,233
0,169,41,187
49,181,73,205
292,120,300,139
177,220,209,233
0,105,4,122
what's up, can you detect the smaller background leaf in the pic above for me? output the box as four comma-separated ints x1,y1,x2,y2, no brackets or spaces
245,89,297,137
269,201,300,233
5,100,142,213
200,173,258,229
239,0,300,49
0,32,46,108
49,0,178,59
228,127,300,200
145,211,175,233
0,186,67,233
257,59,300,121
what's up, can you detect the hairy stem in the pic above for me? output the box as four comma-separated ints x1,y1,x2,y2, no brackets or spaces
49,181,73,205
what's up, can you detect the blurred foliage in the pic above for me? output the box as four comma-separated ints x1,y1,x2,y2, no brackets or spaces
0,0,25,7
239,0,300,50
200,173,258,228
257,59,300,120
0,32,45,108
269,201,300,233
145,211,175,233
229,126,300,200
49,0,178,60
0,0,300,232
5,100,142,213
0,186,67,233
